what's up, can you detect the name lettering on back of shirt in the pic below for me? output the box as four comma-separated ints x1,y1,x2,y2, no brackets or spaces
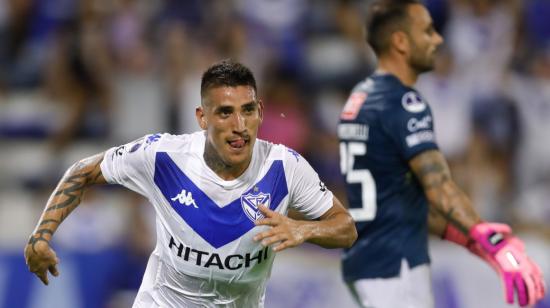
338,124,369,141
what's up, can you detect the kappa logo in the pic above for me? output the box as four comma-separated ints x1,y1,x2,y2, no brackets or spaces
241,192,271,222
144,133,161,149
287,148,301,162
171,189,198,208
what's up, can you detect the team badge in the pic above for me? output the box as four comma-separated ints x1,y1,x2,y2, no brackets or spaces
241,192,270,222
401,91,426,113
341,92,367,120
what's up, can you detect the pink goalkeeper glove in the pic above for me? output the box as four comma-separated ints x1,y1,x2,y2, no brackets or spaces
468,222,546,307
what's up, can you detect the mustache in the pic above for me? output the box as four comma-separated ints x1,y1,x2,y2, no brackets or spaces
229,133,251,141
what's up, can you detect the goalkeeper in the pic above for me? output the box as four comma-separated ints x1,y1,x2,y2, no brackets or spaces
337,0,546,307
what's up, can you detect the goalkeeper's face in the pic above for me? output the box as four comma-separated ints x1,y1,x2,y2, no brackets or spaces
197,85,263,170
405,4,443,74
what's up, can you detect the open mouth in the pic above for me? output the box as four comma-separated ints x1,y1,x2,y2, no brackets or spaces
227,138,248,150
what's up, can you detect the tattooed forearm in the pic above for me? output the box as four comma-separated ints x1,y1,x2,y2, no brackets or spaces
27,153,105,251
410,150,480,234
45,173,91,212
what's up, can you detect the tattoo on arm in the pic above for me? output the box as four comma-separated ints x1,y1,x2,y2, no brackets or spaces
28,153,105,251
410,150,480,234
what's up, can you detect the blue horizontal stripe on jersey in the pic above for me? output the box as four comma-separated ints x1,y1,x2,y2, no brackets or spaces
153,152,288,249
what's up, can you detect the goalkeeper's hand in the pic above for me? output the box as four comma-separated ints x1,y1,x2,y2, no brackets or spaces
467,222,546,306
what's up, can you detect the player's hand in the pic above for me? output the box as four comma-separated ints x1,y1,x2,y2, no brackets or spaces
24,239,59,285
253,205,308,252
469,222,546,307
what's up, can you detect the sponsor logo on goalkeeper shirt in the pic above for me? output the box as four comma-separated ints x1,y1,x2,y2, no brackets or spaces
407,115,432,132
401,91,427,113
405,131,435,147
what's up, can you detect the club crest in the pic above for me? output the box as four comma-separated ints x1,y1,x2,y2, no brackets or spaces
241,192,271,222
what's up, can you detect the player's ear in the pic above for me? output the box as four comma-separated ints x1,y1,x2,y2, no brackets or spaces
196,106,207,130
392,31,410,55
257,99,264,123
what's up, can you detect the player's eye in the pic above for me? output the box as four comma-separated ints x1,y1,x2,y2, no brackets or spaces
426,25,435,35
217,107,233,118
243,105,256,115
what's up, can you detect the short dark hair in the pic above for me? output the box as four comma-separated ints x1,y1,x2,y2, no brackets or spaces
200,60,257,98
365,0,420,55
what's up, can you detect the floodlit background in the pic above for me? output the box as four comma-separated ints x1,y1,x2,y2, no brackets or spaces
0,0,549,307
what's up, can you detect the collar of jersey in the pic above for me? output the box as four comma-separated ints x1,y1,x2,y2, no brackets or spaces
190,131,259,190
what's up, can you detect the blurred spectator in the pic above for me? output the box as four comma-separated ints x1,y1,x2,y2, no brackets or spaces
258,65,311,154
417,48,472,161
505,49,550,191
0,0,49,92
444,0,519,97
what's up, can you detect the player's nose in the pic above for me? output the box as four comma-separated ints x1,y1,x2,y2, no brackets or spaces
233,113,246,133
433,31,444,46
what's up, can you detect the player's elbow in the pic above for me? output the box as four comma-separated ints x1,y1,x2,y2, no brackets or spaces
342,214,358,248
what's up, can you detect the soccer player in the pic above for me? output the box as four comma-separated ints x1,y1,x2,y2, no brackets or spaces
338,1,546,307
24,60,357,307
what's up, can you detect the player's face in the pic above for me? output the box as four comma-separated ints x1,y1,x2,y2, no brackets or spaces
197,85,263,170
406,4,443,73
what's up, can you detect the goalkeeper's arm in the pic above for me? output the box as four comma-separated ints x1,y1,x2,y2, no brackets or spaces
410,149,546,307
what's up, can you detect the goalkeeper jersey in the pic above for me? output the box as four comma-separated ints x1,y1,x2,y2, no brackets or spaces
100,131,333,307
339,73,438,281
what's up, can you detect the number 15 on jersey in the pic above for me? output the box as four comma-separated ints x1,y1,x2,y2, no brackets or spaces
340,142,377,222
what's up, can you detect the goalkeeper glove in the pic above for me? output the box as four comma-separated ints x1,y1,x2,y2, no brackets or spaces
443,222,546,307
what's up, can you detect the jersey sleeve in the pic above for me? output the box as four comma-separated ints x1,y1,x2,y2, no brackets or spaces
381,91,438,161
285,148,333,220
100,133,163,196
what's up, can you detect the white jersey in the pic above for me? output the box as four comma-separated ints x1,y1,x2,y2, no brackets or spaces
100,131,333,307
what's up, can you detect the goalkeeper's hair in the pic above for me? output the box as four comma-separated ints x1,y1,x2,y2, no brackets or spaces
365,0,421,55
200,60,257,98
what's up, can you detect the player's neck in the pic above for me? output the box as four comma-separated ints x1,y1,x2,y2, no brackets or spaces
376,56,418,87
203,142,250,180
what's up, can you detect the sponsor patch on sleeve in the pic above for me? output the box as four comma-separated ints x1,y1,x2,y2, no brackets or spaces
341,92,367,120
405,131,435,147
401,91,426,113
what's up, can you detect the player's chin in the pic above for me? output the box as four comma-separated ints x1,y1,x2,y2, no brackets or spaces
224,143,252,163
416,60,435,73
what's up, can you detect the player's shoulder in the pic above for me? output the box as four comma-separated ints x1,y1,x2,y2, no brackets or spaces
368,75,429,116
255,138,303,165
146,131,203,154
341,74,419,121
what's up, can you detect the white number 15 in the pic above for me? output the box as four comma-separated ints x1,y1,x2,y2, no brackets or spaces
340,142,377,222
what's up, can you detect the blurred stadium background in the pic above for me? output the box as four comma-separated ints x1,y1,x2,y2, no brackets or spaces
0,0,548,307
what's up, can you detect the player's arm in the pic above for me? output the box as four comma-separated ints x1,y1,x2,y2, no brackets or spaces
24,153,106,285
411,149,545,306
427,204,447,237
254,197,357,252
410,149,480,233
